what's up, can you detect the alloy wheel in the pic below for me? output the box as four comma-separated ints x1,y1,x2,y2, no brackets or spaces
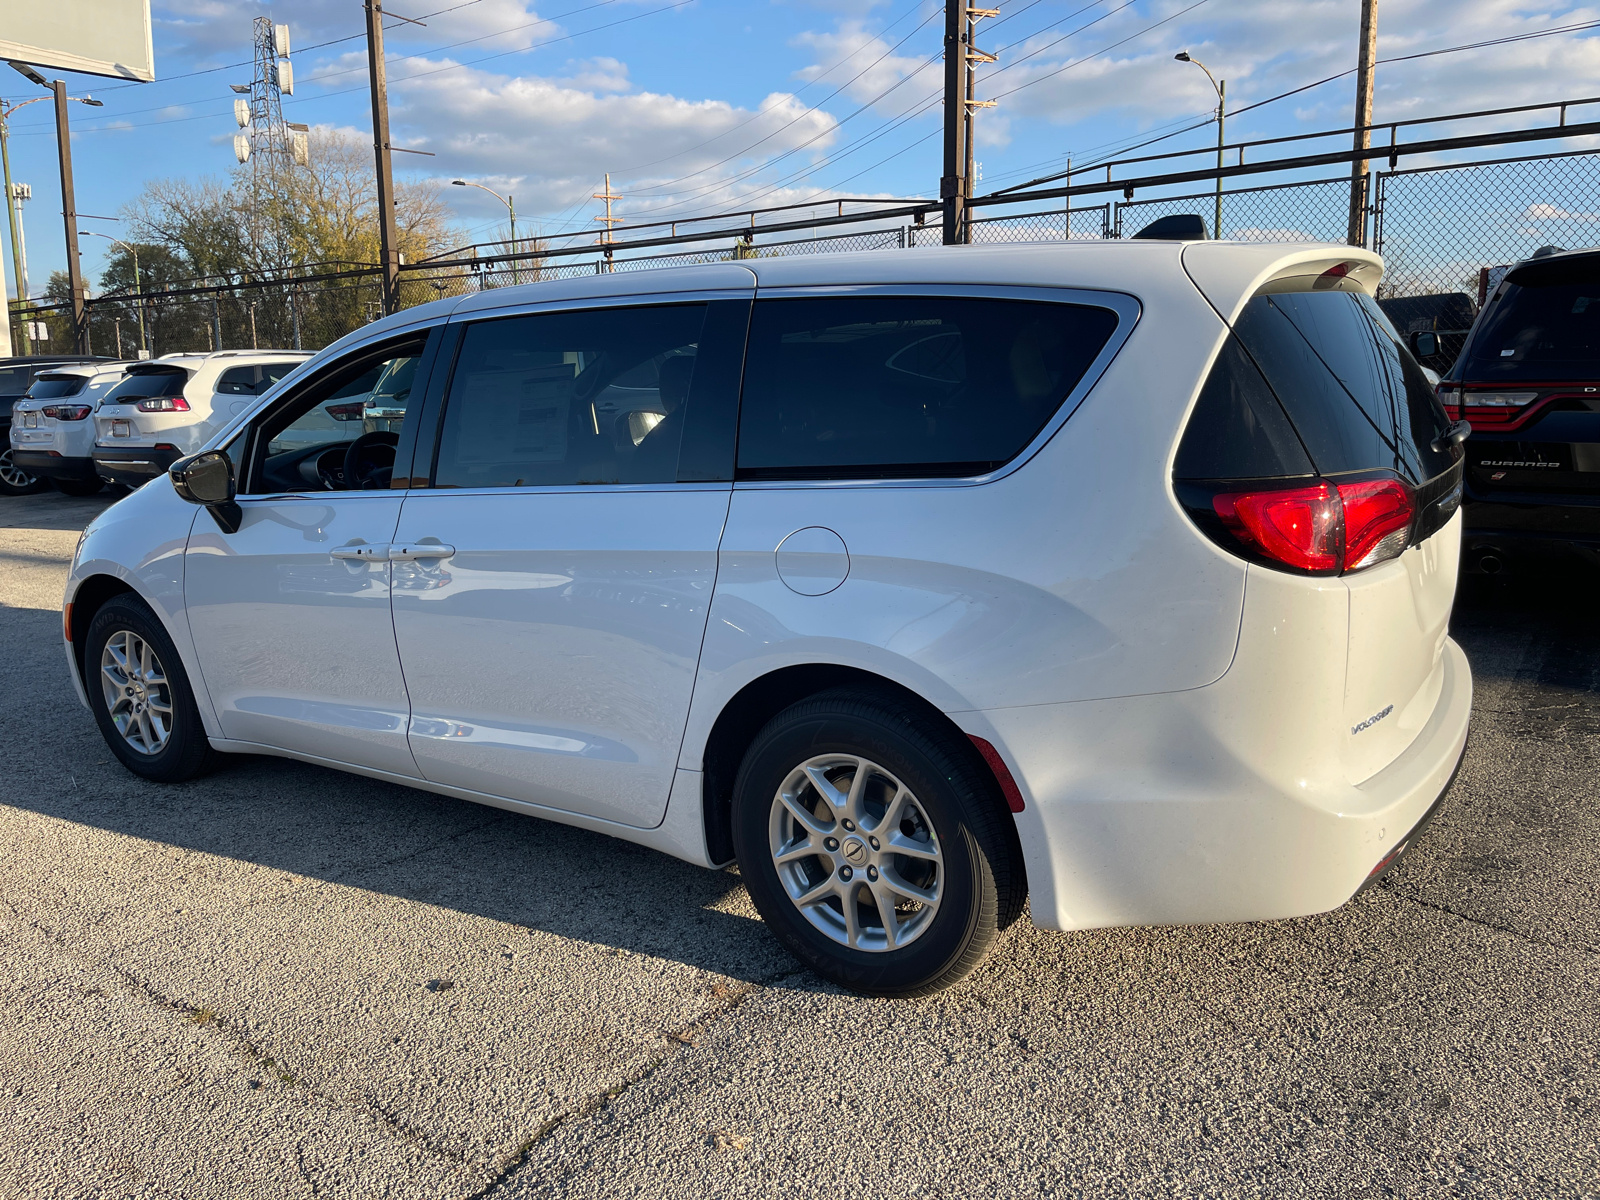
768,753,944,952
100,630,174,755
0,448,36,490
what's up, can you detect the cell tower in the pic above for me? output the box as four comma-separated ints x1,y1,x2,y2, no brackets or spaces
229,18,308,268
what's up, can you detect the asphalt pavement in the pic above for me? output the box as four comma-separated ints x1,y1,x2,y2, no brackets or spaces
1,489,1596,1199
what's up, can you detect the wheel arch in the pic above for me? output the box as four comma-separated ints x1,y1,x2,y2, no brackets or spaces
696,663,1026,906
66,572,138,685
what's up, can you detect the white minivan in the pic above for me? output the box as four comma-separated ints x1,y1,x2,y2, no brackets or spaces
91,350,311,489
63,241,1472,995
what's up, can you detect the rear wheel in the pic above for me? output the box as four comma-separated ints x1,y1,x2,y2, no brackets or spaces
732,688,1022,997
52,477,104,497
0,448,49,496
85,595,216,782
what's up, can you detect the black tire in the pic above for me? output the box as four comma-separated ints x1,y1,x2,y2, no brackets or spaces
731,687,1023,998
0,447,50,496
51,477,104,497
85,595,216,782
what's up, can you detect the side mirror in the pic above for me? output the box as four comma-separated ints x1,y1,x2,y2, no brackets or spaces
1409,330,1440,359
169,451,242,533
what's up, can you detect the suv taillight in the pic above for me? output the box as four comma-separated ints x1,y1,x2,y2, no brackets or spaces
1208,478,1415,575
136,396,191,412
41,404,92,421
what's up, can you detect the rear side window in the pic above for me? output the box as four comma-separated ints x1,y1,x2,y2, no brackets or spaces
736,296,1120,480
214,366,259,395
1231,291,1454,483
1172,337,1312,480
432,304,708,488
24,375,89,399
0,366,38,394
1463,256,1600,381
105,370,190,401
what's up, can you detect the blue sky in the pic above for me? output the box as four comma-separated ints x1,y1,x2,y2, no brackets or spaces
5,0,1600,298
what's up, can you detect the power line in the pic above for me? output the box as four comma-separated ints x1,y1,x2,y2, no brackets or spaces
615,0,930,183
90,0,496,93
988,14,1600,197
625,8,944,198
8,0,691,136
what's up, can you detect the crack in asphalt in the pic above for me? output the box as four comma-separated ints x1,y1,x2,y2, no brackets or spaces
461,969,811,1200
1381,884,1600,957
1,898,471,1168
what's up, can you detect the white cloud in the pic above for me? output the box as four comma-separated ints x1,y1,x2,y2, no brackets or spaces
792,19,942,115
386,60,841,219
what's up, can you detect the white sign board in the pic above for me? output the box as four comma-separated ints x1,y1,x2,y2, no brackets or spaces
0,0,155,82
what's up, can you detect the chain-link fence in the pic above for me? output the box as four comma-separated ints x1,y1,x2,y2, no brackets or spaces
1374,149,1600,300
1113,176,1353,242
14,113,1600,358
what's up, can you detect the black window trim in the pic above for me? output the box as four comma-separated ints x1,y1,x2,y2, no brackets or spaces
729,283,1141,491
232,325,443,498
412,290,756,494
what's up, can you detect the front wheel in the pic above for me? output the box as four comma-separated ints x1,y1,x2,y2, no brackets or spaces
731,688,1023,997
85,595,216,782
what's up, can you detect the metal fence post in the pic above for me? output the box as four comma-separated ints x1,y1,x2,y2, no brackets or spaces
211,296,222,352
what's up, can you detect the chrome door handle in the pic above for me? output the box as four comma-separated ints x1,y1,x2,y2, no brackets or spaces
331,543,392,561
388,543,455,561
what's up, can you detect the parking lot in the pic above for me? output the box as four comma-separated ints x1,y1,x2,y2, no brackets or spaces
0,489,1595,1200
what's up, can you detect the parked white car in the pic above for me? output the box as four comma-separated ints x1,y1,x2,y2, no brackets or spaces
62,241,1472,995
91,350,311,489
10,361,133,495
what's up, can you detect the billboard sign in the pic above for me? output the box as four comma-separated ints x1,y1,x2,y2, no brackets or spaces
0,0,155,82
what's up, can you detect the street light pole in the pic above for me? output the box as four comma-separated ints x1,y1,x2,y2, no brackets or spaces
451,179,519,285
82,231,145,357
1175,52,1225,241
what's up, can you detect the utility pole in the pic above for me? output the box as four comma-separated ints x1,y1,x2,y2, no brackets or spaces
365,0,401,314
941,0,966,245
593,174,621,271
1,100,24,352
53,81,88,353
962,7,999,245
1348,0,1378,246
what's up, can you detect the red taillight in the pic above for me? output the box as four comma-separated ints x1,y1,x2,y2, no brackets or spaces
1340,478,1415,570
153,443,179,452
136,396,190,413
41,404,92,421
1213,478,1415,575
324,401,367,421
1214,482,1342,572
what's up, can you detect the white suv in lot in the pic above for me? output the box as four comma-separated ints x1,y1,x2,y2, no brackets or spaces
10,361,132,495
62,242,1472,996
91,351,311,489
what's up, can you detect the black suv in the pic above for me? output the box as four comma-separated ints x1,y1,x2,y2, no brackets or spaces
0,354,115,495
1433,247,1600,571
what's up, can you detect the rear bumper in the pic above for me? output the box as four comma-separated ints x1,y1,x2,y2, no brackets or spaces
966,637,1472,933
13,451,99,482
93,445,181,487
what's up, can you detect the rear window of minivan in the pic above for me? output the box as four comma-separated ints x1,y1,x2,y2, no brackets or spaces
1175,289,1454,485
736,296,1120,480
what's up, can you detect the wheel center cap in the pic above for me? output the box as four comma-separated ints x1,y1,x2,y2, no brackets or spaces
841,837,869,865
